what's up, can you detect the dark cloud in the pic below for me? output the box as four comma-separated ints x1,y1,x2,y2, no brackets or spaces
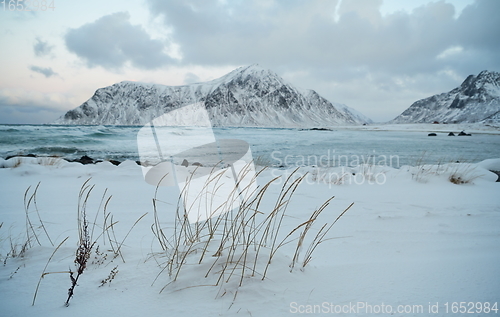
33,37,54,57
0,105,61,124
146,0,499,121
0,96,62,124
65,12,173,70
457,0,500,51
147,0,499,77
29,65,57,78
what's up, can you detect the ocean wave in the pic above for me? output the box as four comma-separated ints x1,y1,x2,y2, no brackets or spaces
0,128,20,133
87,131,114,138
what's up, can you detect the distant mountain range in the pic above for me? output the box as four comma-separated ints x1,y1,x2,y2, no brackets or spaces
392,70,500,124
55,65,372,127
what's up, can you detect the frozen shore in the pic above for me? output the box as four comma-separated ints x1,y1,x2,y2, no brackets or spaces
0,158,499,316
332,122,500,134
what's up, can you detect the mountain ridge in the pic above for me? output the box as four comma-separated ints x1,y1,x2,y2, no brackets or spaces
391,70,500,124
54,64,372,127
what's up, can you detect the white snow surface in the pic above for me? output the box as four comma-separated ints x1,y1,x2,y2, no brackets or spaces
54,65,372,127
338,122,500,134
477,158,500,171
1,158,499,316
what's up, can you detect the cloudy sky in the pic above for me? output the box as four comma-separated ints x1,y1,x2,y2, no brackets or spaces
1,0,498,124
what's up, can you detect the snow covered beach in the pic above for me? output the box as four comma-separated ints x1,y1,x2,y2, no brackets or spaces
3,0,500,315
1,153,499,316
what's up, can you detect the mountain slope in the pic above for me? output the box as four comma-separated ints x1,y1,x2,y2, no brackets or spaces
391,70,500,124
54,65,371,127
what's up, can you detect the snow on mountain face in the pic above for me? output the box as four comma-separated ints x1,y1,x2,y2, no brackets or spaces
391,70,500,124
54,65,371,127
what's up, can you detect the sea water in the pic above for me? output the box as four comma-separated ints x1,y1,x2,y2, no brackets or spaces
1,124,500,168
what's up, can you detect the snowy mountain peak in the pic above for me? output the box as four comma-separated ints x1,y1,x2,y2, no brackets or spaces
54,66,372,127
391,70,500,124
459,70,500,98
210,64,286,89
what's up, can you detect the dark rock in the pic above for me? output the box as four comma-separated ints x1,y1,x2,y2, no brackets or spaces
449,96,466,109
428,133,437,136
108,160,121,166
490,170,500,182
80,155,94,164
192,162,203,167
67,155,95,164
181,159,189,167
458,131,471,136
5,154,37,160
448,132,455,136
310,128,332,131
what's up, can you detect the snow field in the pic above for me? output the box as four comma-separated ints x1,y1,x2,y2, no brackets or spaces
0,158,499,316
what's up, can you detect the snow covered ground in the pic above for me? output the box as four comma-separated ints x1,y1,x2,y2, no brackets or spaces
0,158,499,316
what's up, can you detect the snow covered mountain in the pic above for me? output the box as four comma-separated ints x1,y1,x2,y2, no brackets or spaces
54,65,371,127
391,70,500,124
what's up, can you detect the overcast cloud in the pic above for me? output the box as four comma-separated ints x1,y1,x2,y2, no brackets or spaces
0,89,68,124
33,38,54,57
146,0,499,76
65,12,173,70
29,65,57,78
1,0,498,123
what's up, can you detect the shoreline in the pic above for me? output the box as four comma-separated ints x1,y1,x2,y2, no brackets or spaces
1,155,499,183
2,122,500,134
330,123,500,134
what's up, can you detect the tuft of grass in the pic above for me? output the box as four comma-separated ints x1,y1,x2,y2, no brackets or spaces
11,157,22,168
29,179,145,307
3,183,53,265
409,161,482,185
65,178,96,306
449,175,466,184
66,179,146,305
252,156,274,169
448,163,482,185
37,156,64,167
150,165,352,299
